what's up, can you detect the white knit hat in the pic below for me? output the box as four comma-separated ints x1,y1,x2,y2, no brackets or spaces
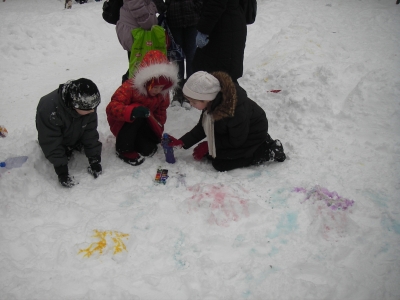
182,71,221,101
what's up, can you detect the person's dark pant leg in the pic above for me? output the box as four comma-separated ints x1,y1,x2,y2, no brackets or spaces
122,51,131,84
169,27,185,80
134,121,160,156
211,156,254,172
182,26,197,78
116,119,142,154
116,119,159,156
169,26,197,80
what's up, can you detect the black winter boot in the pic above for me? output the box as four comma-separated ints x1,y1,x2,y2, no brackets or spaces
251,135,286,165
270,140,286,162
116,151,145,166
171,80,191,110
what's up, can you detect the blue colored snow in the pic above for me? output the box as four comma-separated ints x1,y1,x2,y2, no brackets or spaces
381,215,400,235
173,232,187,268
268,246,279,257
268,212,298,239
364,189,388,208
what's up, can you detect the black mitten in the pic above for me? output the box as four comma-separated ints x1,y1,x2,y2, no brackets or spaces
58,174,77,188
54,164,77,188
131,106,150,119
88,156,102,179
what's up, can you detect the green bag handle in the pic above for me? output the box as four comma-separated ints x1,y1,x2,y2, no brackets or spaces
129,25,167,79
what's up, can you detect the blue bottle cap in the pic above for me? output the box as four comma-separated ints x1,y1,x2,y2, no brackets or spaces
0,162,5,167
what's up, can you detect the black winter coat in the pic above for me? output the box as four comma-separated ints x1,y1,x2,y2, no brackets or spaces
192,0,247,82
180,72,269,160
36,87,102,168
153,0,203,28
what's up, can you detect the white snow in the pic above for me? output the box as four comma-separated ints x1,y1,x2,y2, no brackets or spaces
0,0,400,299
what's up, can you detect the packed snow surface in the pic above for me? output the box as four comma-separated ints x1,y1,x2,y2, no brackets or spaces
0,0,399,299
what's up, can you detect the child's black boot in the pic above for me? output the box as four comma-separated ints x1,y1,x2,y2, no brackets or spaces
117,151,145,166
171,80,191,110
270,140,286,162
171,87,183,107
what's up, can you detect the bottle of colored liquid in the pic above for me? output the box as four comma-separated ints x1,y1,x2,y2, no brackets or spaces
0,156,28,169
161,133,175,164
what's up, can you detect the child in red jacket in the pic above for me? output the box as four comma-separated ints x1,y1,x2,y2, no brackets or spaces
106,50,179,166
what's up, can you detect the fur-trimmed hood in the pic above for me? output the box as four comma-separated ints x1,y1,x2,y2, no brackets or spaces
207,71,238,121
132,50,179,96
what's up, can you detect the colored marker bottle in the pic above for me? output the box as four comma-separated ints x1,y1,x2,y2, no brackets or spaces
161,133,176,164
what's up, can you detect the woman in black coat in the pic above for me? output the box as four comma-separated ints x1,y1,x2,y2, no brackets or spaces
167,71,286,172
193,0,247,82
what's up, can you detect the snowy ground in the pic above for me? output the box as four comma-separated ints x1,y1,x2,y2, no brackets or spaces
0,0,400,299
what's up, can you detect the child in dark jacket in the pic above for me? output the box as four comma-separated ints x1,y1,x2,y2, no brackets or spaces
106,50,179,166
167,71,286,172
36,78,103,187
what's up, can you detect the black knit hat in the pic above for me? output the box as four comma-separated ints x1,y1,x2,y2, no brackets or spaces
62,78,101,110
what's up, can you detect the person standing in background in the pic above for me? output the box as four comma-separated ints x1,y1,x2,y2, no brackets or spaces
116,0,158,84
153,0,203,109
192,0,247,83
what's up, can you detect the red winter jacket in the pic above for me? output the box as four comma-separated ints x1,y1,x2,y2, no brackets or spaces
106,50,179,138
106,81,170,137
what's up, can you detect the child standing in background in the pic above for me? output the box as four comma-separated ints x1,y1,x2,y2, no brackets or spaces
116,0,158,83
106,50,179,166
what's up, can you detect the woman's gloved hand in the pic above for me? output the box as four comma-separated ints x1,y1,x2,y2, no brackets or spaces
193,141,208,161
167,135,184,148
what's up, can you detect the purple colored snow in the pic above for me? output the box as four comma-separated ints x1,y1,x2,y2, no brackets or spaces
294,185,355,211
